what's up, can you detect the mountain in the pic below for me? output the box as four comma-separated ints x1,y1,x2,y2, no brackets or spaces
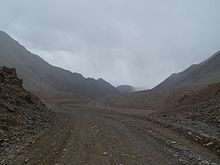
0,31,119,99
0,66,54,163
150,82,220,154
154,51,220,91
99,51,220,110
117,85,134,93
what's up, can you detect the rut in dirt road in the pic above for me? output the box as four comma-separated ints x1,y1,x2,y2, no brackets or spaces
12,104,220,165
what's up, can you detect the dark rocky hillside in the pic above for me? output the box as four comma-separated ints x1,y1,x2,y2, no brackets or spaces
0,66,54,164
150,83,220,154
0,31,119,99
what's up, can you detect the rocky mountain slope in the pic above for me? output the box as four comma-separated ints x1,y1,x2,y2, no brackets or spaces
154,51,220,91
0,31,119,99
0,66,54,164
150,82,220,154
99,51,220,110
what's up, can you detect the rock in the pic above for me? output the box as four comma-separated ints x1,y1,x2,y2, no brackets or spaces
6,105,16,112
102,152,108,156
205,142,214,147
121,153,127,157
0,138,4,143
170,140,177,144
0,125,8,131
85,144,91,148
24,158,30,163
91,125,98,129
4,139,9,142
131,155,137,159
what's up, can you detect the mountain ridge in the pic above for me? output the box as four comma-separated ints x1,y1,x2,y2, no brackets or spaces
0,31,119,99
154,51,220,91
99,51,220,110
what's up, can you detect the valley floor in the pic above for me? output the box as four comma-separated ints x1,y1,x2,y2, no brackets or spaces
11,102,219,165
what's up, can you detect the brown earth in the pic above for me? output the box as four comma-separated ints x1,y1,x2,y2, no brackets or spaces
9,101,220,165
1,66,219,165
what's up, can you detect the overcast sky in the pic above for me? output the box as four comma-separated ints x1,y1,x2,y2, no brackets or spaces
1,0,220,89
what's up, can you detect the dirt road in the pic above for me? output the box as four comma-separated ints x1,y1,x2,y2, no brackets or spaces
12,103,220,165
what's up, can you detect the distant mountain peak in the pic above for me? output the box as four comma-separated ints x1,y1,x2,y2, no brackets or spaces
117,85,134,93
97,78,106,82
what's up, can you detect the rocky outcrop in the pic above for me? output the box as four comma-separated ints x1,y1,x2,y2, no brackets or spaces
0,66,54,164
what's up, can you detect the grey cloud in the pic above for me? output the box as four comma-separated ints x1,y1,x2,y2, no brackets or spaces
1,0,220,88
